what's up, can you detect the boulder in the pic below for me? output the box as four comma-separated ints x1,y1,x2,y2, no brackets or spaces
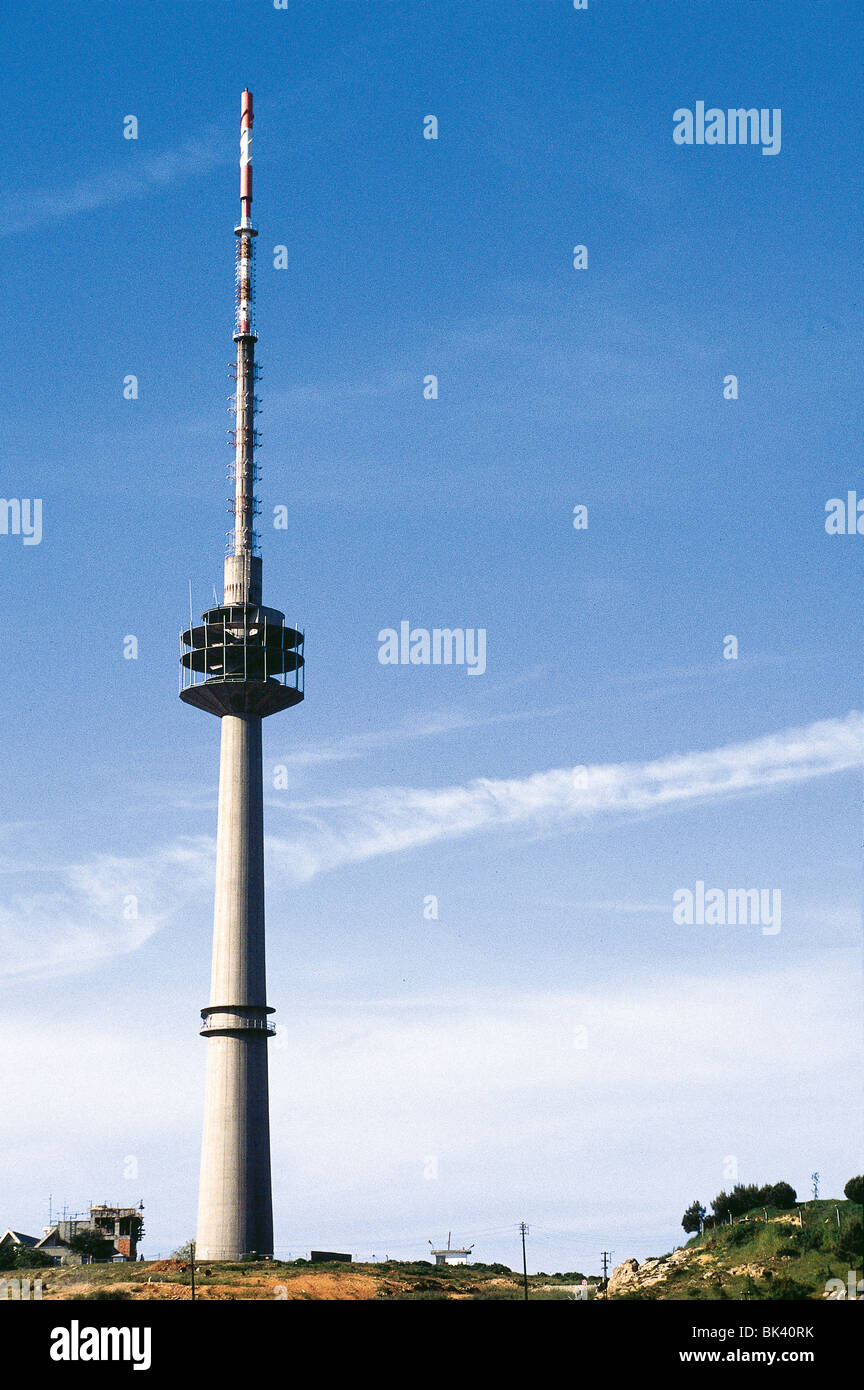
608,1258,640,1293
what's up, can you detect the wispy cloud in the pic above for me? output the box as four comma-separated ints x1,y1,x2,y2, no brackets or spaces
274,706,542,769
3,135,227,235
1,712,860,979
269,711,864,879
0,839,213,981
273,658,787,771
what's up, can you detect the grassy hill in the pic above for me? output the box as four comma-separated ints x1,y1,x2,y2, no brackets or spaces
608,1199,863,1300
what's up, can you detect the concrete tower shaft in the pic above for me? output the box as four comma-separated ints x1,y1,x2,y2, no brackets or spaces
197,713,273,1260
208,714,266,1009
180,91,304,1262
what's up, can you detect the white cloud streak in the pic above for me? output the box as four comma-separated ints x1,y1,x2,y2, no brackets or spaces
269,711,864,879
4,136,227,235
0,712,860,979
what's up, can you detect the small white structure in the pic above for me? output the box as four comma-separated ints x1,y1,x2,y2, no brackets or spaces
429,1234,472,1266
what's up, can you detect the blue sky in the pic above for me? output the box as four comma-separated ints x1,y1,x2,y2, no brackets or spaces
0,0,861,1273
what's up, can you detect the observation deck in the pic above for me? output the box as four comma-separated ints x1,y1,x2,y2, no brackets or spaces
180,602,304,718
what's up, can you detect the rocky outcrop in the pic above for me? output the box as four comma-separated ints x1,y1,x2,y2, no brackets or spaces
608,1248,695,1296
607,1258,640,1293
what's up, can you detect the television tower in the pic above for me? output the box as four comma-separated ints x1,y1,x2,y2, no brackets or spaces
180,90,304,1260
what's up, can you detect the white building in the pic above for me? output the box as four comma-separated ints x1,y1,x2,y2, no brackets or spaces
430,1236,472,1266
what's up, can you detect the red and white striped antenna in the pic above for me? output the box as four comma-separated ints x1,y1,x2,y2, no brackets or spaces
229,88,260,594
239,88,253,228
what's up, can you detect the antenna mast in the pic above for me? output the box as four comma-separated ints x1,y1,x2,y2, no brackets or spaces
227,87,261,606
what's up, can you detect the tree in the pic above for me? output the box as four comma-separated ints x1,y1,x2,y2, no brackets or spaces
0,1243,48,1271
68,1230,114,1262
843,1176,864,1205
763,1182,796,1210
14,1246,49,1269
711,1184,762,1221
681,1201,706,1234
710,1181,796,1221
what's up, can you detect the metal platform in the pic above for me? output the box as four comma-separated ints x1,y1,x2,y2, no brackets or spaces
180,602,304,718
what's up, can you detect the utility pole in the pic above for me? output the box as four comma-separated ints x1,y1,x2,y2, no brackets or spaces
190,1240,196,1302
520,1223,529,1301
601,1250,613,1297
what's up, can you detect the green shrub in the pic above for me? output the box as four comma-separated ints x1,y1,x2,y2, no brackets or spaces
12,1248,50,1269
843,1176,864,1205
725,1224,752,1247
764,1277,812,1300
797,1227,823,1253
837,1220,863,1265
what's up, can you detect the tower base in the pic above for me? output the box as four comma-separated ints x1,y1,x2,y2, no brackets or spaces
196,1032,274,1260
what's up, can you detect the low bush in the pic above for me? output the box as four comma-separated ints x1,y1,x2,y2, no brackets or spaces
725,1225,752,1247
764,1277,812,1301
837,1220,863,1265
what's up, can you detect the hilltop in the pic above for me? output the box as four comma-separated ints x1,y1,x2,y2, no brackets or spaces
607,1199,863,1300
